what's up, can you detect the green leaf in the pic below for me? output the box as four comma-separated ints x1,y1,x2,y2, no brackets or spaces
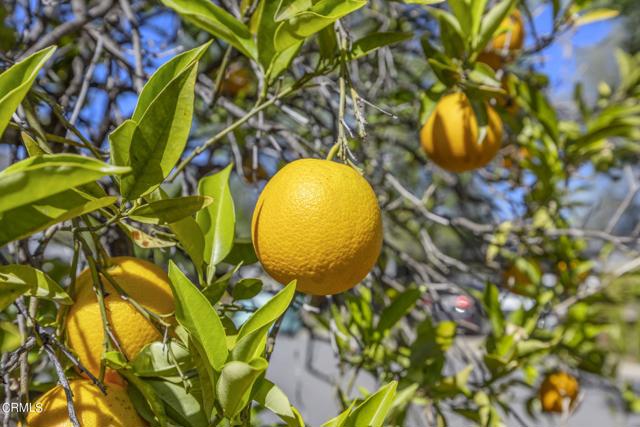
273,0,367,52
110,43,209,200
129,196,212,225
475,0,516,53
216,358,268,418
470,0,489,39
318,26,338,62
21,131,49,156
160,0,256,59
375,288,421,337
346,381,398,427
0,154,128,214
167,261,228,371
0,46,56,138
483,283,504,336
401,0,444,3
0,265,71,310
574,8,619,27
254,379,304,427
232,278,263,301
147,379,208,427
121,370,170,427
230,323,270,362
448,0,471,37
0,190,116,247
349,32,413,60
119,223,176,249
131,341,193,377
148,189,205,274
322,403,355,427
429,8,466,59
236,280,296,342
196,164,236,270
0,321,21,353
223,240,258,265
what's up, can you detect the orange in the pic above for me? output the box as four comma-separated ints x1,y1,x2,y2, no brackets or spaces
477,10,525,70
477,51,504,71
420,92,503,172
502,259,541,296
490,10,525,52
65,257,174,377
220,63,252,96
251,159,383,295
539,372,579,413
497,74,519,114
25,380,146,427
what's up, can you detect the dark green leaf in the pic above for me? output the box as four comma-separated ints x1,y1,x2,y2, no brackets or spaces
232,278,263,301
148,189,205,274
223,240,258,265
376,288,421,337
129,196,212,225
350,32,413,60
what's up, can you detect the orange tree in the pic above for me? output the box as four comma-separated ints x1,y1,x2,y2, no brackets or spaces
0,0,639,426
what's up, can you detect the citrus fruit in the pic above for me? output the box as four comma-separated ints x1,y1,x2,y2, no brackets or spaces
25,379,146,427
220,63,252,96
477,10,525,70
420,92,503,172
502,259,541,296
66,257,174,376
497,74,519,114
477,51,504,71
539,371,579,413
491,10,524,52
251,158,383,295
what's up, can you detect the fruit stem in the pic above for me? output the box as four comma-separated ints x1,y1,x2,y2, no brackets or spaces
326,142,341,161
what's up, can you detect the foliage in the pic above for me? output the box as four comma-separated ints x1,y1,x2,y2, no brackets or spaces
0,0,639,426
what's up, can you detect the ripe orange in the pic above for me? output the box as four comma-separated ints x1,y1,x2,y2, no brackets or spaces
65,257,174,376
420,92,503,172
251,159,383,295
477,10,525,70
539,372,579,413
25,380,146,427
491,10,524,52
